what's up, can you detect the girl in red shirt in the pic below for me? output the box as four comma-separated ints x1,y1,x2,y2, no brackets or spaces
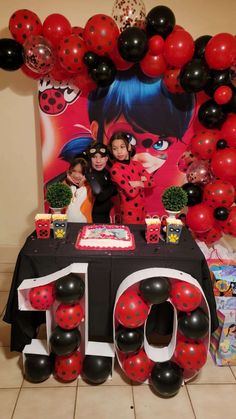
109,133,154,224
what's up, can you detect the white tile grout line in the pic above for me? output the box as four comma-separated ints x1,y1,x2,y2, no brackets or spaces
185,385,197,419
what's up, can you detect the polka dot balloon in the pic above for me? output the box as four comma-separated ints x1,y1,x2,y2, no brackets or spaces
83,14,119,56
9,9,43,45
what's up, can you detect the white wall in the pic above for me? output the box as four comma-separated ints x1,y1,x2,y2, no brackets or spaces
0,0,236,257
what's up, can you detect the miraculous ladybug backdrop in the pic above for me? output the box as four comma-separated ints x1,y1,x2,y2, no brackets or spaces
1,2,236,243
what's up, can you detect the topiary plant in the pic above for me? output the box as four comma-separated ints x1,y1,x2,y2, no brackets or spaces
161,186,188,212
46,183,72,209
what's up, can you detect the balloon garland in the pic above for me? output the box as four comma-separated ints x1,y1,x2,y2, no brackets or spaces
1,2,236,245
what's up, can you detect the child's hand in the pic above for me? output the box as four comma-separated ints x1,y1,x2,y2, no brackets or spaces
129,180,144,188
78,175,86,187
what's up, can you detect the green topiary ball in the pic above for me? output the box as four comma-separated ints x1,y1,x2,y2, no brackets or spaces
46,183,72,208
161,186,188,212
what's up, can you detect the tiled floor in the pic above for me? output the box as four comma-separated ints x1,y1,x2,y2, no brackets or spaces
0,266,236,419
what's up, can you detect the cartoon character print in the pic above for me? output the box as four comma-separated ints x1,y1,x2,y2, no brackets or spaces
38,77,80,115
110,159,154,224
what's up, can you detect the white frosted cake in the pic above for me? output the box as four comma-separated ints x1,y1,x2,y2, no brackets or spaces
75,225,135,251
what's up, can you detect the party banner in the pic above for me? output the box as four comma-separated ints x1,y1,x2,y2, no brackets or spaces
39,67,206,215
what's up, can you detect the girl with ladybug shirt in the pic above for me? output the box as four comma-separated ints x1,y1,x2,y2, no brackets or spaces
109,133,154,224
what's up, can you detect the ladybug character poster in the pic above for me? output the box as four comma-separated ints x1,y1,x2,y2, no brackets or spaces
39,67,204,215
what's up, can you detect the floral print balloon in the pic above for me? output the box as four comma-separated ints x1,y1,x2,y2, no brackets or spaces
112,0,146,31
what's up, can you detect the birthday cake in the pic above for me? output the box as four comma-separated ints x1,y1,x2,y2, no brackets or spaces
75,225,135,250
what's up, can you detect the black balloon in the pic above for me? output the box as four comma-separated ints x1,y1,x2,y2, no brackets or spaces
198,99,226,129
89,56,116,87
118,27,148,63
180,59,210,93
178,307,209,340
182,183,203,206
0,38,24,71
194,35,212,59
83,51,100,69
216,139,228,149
204,69,231,97
146,6,175,38
24,354,52,383
82,355,112,384
116,326,144,353
151,361,183,397
139,276,170,304
55,273,84,303
50,326,81,356
214,206,229,221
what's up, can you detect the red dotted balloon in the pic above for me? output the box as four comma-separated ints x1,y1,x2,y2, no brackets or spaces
174,337,207,370
55,350,82,382
122,349,154,382
9,9,43,45
83,14,120,55
203,180,235,208
170,281,202,312
58,34,87,73
190,130,219,160
163,67,184,94
55,302,84,329
115,290,149,328
29,283,55,310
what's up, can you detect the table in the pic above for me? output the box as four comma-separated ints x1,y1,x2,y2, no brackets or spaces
4,224,219,352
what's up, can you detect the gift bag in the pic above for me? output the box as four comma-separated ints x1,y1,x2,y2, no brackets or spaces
210,300,236,366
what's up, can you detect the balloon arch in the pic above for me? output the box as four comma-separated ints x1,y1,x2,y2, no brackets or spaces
1,3,236,244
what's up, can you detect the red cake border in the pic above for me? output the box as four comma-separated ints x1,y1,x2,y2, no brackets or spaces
75,225,135,251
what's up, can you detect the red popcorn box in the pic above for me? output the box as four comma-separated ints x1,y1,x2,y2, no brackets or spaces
145,216,161,243
35,214,51,239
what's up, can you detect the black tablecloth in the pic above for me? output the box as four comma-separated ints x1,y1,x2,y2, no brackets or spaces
4,224,218,352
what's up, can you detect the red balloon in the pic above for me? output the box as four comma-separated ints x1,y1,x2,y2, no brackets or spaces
186,203,214,233
21,64,42,79
148,35,165,55
211,148,236,183
55,302,84,329
221,115,236,148
224,206,236,236
190,130,219,160
163,67,184,94
72,26,84,37
163,30,194,68
140,53,166,78
29,283,55,310
214,85,233,105
174,337,207,370
55,351,82,382
72,70,97,94
115,290,149,328
122,349,153,382
58,35,87,73
170,281,202,312
83,14,120,55
205,33,235,70
43,14,72,47
109,44,133,71
195,226,223,244
9,9,43,45
203,180,235,208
